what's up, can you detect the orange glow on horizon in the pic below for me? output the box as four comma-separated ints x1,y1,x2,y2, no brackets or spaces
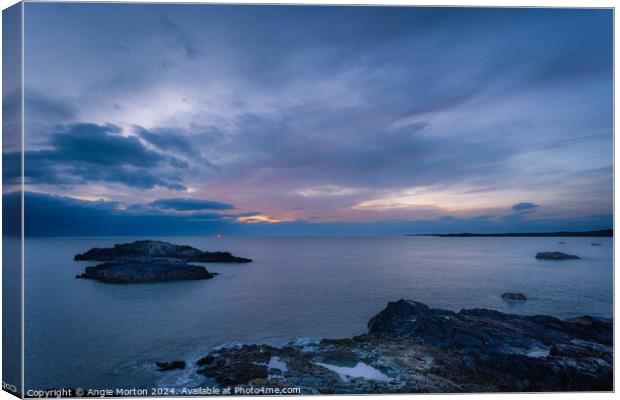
236,215,287,223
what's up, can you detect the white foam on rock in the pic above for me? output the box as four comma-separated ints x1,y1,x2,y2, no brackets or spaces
316,362,390,382
289,337,320,352
268,356,288,372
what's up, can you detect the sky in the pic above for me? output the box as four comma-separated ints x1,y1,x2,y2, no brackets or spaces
3,4,613,236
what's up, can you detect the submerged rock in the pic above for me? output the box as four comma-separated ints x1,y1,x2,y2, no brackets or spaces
535,252,580,260
75,258,216,283
502,292,527,301
156,360,186,371
74,240,252,263
187,299,612,393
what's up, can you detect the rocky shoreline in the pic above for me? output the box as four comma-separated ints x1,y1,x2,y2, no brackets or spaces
75,240,251,283
159,299,612,393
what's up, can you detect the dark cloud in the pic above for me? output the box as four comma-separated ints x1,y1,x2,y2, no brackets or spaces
149,197,234,211
512,202,539,212
48,123,151,165
502,202,540,223
22,123,188,190
135,125,220,171
13,191,233,236
135,125,197,157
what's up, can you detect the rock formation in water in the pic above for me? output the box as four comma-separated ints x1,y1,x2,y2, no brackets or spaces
75,258,217,283
501,292,527,301
535,252,580,260
177,299,612,393
74,240,252,263
74,240,251,283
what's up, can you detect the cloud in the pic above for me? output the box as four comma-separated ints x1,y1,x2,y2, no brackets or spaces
134,125,220,171
296,185,367,197
149,197,234,211
13,191,234,236
135,125,197,157
236,214,287,223
21,123,188,190
512,202,539,212
47,123,162,166
502,202,541,223
226,113,515,192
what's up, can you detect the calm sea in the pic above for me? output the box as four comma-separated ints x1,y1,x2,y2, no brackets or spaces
23,236,613,391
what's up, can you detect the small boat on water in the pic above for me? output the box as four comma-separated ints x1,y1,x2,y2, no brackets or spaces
558,239,566,244
591,240,602,247
215,233,223,239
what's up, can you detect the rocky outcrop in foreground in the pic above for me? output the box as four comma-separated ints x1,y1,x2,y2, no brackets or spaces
75,240,252,263
75,240,251,283
180,300,612,393
535,252,580,260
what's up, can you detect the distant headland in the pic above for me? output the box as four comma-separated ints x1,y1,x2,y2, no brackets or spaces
409,229,612,238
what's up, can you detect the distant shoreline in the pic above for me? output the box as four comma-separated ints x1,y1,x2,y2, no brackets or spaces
409,229,613,238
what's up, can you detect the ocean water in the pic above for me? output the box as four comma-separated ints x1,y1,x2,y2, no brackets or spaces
23,236,612,391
